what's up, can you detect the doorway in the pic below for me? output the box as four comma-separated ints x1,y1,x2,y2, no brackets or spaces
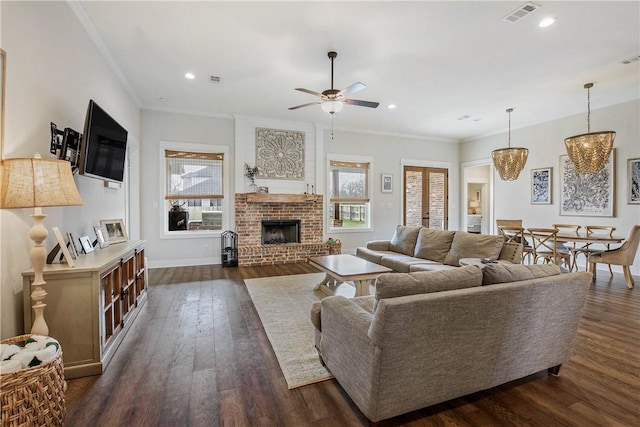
462,162,493,234
403,166,448,230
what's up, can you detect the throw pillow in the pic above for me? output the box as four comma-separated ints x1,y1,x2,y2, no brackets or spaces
389,225,422,256
374,266,482,310
443,232,504,266
482,263,561,285
413,228,456,263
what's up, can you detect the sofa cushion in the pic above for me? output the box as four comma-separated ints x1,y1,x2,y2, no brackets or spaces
356,247,398,264
389,225,422,256
379,254,434,273
443,232,504,266
374,266,482,310
409,263,459,272
413,228,456,263
482,263,562,285
498,241,523,263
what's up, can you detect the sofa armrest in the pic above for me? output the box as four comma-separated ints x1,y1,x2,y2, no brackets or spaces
367,240,391,251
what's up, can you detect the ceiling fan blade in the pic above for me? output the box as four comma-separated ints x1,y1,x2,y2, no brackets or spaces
288,101,322,110
295,88,323,97
337,82,367,97
343,98,380,109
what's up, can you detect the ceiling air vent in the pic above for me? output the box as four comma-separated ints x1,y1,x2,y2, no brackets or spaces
503,2,540,23
210,76,221,83
619,55,640,65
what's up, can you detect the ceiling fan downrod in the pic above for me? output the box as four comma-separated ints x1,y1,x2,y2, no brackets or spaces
328,51,337,91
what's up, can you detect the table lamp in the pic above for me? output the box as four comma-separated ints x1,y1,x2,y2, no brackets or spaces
1,154,83,335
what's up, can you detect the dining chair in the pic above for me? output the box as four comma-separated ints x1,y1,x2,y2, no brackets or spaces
527,228,572,269
496,220,533,263
553,224,581,271
572,225,616,273
589,225,640,288
497,226,525,264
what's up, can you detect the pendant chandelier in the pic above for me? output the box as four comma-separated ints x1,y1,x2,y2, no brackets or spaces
564,83,615,174
492,108,528,181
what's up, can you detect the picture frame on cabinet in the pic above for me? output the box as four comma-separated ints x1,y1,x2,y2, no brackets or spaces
628,158,640,204
100,219,128,244
52,227,75,267
66,232,79,259
80,236,94,254
94,226,109,249
1,49,5,159
382,174,392,193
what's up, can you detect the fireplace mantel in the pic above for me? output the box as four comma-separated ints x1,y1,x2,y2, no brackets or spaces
245,193,318,203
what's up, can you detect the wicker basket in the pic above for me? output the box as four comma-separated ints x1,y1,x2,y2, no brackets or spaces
0,334,66,426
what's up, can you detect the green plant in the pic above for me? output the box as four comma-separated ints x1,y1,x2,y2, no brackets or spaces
244,163,259,186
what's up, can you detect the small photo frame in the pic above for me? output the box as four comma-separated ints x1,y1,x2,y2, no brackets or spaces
100,219,128,244
531,167,552,205
94,226,109,249
258,186,269,193
381,174,392,193
79,236,94,254
51,227,75,267
66,232,78,259
628,158,640,204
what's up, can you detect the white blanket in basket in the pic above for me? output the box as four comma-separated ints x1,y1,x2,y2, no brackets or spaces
0,335,60,373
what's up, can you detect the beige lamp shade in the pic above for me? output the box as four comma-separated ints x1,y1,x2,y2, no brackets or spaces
1,158,83,208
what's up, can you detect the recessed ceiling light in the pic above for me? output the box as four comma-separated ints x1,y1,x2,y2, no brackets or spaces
185,72,195,79
539,17,556,27
388,104,396,109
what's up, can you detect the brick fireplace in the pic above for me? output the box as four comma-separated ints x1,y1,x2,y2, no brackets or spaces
235,193,330,266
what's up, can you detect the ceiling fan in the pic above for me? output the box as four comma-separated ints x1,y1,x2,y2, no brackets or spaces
289,51,379,115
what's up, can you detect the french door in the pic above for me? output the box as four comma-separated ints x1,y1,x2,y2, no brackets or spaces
403,166,448,230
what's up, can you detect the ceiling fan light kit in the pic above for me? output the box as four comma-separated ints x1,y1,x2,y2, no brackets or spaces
564,83,615,174
289,51,379,115
492,108,529,181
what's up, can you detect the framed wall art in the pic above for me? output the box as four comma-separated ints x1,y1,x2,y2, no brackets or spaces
100,219,128,244
560,149,615,217
381,174,392,193
628,158,640,204
531,167,552,204
255,127,305,180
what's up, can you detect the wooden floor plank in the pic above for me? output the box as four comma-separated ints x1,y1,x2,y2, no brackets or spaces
64,263,640,426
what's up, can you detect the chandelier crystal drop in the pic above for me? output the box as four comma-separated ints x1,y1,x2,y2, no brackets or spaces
564,83,615,174
492,108,528,181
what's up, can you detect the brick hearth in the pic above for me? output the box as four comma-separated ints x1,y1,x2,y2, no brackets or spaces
235,194,330,266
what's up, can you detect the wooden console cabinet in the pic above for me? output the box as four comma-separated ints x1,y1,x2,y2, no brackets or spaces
22,240,146,379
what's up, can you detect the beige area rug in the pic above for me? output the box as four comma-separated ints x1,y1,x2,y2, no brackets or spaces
245,273,340,389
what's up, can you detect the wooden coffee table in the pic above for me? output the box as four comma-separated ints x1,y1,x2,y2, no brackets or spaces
308,254,393,297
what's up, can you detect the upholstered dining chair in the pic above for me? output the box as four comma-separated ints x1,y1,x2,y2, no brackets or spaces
589,225,640,288
572,225,616,274
527,228,572,269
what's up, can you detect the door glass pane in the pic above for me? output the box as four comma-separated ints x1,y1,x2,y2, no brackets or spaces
405,170,424,227
428,171,446,230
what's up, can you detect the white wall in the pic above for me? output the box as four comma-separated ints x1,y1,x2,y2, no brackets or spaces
1,1,140,338
139,110,234,267
321,129,460,253
460,100,640,275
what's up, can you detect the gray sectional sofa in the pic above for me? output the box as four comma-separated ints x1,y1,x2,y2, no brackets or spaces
310,264,591,422
356,225,522,272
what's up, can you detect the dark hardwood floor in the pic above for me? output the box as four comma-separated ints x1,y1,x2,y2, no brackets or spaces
65,263,640,426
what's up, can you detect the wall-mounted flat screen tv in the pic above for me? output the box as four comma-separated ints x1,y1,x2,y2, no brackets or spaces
79,100,128,183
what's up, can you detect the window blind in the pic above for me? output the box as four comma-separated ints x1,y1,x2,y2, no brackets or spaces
165,150,224,200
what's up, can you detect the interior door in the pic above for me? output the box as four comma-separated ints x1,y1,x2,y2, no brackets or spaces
403,166,448,230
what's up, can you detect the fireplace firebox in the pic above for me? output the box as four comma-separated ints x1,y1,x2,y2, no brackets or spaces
261,220,301,245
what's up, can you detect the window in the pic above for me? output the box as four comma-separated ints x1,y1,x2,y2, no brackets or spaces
162,145,227,235
329,159,371,229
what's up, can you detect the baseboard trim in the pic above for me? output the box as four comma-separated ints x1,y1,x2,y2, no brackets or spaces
148,257,220,269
